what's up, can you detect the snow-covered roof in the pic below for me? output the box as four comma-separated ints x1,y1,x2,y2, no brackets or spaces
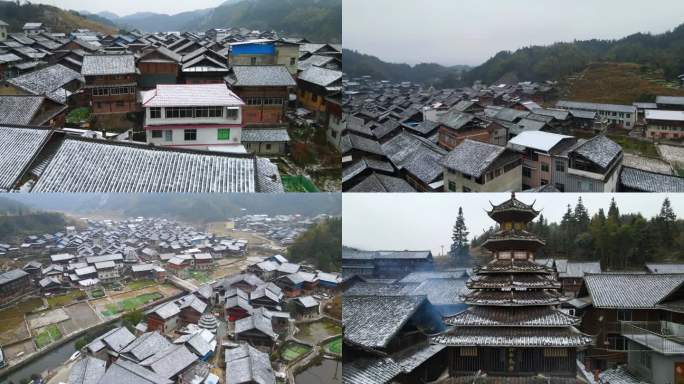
584,273,684,308
141,84,244,107
645,109,684,122
508,131,573,152
82,54,136,76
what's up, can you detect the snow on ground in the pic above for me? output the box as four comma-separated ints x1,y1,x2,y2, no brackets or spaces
622,153,673,175
657,144,684,169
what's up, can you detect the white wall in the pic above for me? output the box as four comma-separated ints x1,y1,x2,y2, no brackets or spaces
147,126,243,149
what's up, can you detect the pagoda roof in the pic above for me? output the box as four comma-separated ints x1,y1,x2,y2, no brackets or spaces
467,274,560,290
487,193,540,223
482,230,545,251
463,290,565,306
475,259,553,274
445,307,580,327
432,326,593,347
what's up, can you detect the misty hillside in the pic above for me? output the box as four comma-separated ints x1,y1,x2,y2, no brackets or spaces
3,194,341,223
464,23,684,84
343,49,469,87
0,1,117,34
107,0,341,42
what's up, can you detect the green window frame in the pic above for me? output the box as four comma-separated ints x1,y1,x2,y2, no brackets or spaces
218,129,230,140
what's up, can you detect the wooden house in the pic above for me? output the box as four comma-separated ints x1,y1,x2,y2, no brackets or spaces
81,54,138,114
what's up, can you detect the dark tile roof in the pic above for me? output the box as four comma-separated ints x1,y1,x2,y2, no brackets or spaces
82,54,136,76
381,132,446,184
0,125,52,191
584,273,684,308
227,65,296,87
347,172,415,192
0,96,43,125
572,135,621,168
620,166,684,192
441,139,507,178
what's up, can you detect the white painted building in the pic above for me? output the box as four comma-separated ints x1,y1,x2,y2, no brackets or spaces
556,100,637,129
142,83,246,151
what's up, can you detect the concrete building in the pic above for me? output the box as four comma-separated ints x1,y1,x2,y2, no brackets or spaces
645,110,684,139
142,83,245,151
556,100,636,129
441,139,522,192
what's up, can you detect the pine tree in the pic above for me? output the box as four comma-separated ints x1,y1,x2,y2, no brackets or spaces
574,196,590,233
608,197,620,223
658,197,677,248
450,207,470,266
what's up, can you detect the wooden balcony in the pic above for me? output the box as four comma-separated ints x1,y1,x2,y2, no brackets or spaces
621,321,684,354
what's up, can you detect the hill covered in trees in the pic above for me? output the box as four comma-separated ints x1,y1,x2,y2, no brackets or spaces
107,0,341,42
472,197,683,271
287,217,341,272
0,197,69,243
0,1,117,34
343,49,469,87
464,22,684,84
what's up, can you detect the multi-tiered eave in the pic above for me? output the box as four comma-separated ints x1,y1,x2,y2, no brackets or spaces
432,193,593,350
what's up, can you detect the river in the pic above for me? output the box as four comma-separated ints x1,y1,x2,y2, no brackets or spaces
295,358,341,384
0,340,76,384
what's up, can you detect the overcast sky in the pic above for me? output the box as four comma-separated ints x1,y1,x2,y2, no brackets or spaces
343,0,684,66
343,193,683,256
32,0,224,16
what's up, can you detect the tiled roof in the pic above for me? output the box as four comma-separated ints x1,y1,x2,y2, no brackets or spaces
347,172,416,192
227,65,295,87
620,166,684,192
8,64,83,104
445,307,580,327
297,66,341,87
381,132,446,184
432,327,593,347
140,344,198,379
120,331,173,362
141,83,243,107
343,295,427,349
584,273,684,308
98,359,172,384
29,136,278,193
441,139,507,178
68,356,106,384
82,54,136,76
572,135,621,169
241,128,290,142
225,344,275,384
0,96,43,125
342,158,394,184
0,126,52,191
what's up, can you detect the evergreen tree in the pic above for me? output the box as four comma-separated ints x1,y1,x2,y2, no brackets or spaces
657,197,677,248
608,197,620,223
574,197,590,233
450,207,470,266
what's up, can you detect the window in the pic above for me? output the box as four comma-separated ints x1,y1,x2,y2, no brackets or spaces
544,348,568,357
246,97,262,105
151,130,162,138
311,94,318,103
460,347,478,357
607,335,627,350
164,130,172,142
522,167,532,178
555,160,565,172
226,108,238,119
250,57,257,65
290,57,296,66
541,163,549,172
184,129,197,141
331,130,337,138
166,107,180,118
179,107,193,118
617,309,632,321
93,87,109,96
150,107,161,119
217,129,230,140
265,143,272,150
639,351,651,369
448,181,456,192
195,107,209,117
209,106,223,117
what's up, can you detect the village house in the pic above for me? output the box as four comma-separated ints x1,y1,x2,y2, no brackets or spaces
645,110,684,139
137,46,181,89
565,135,623,192
296,66,342,120
22,22,46,36
556,100,636,129
0,95,68,126
81,54,138,114
176,294,208,326
141,83,245,150
225,65,295,125
224,344,276,384
580,273,684,375
507,131,577,191
234,309,279,350
294,296,319,319
0,269,31,304
146,301,181,334
95,260,119,283
442,139,522,192
228,40,278,66
342,249,434,279
435,110,491,150
655,96,684,111
249,282,283,311
225,288,253,321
